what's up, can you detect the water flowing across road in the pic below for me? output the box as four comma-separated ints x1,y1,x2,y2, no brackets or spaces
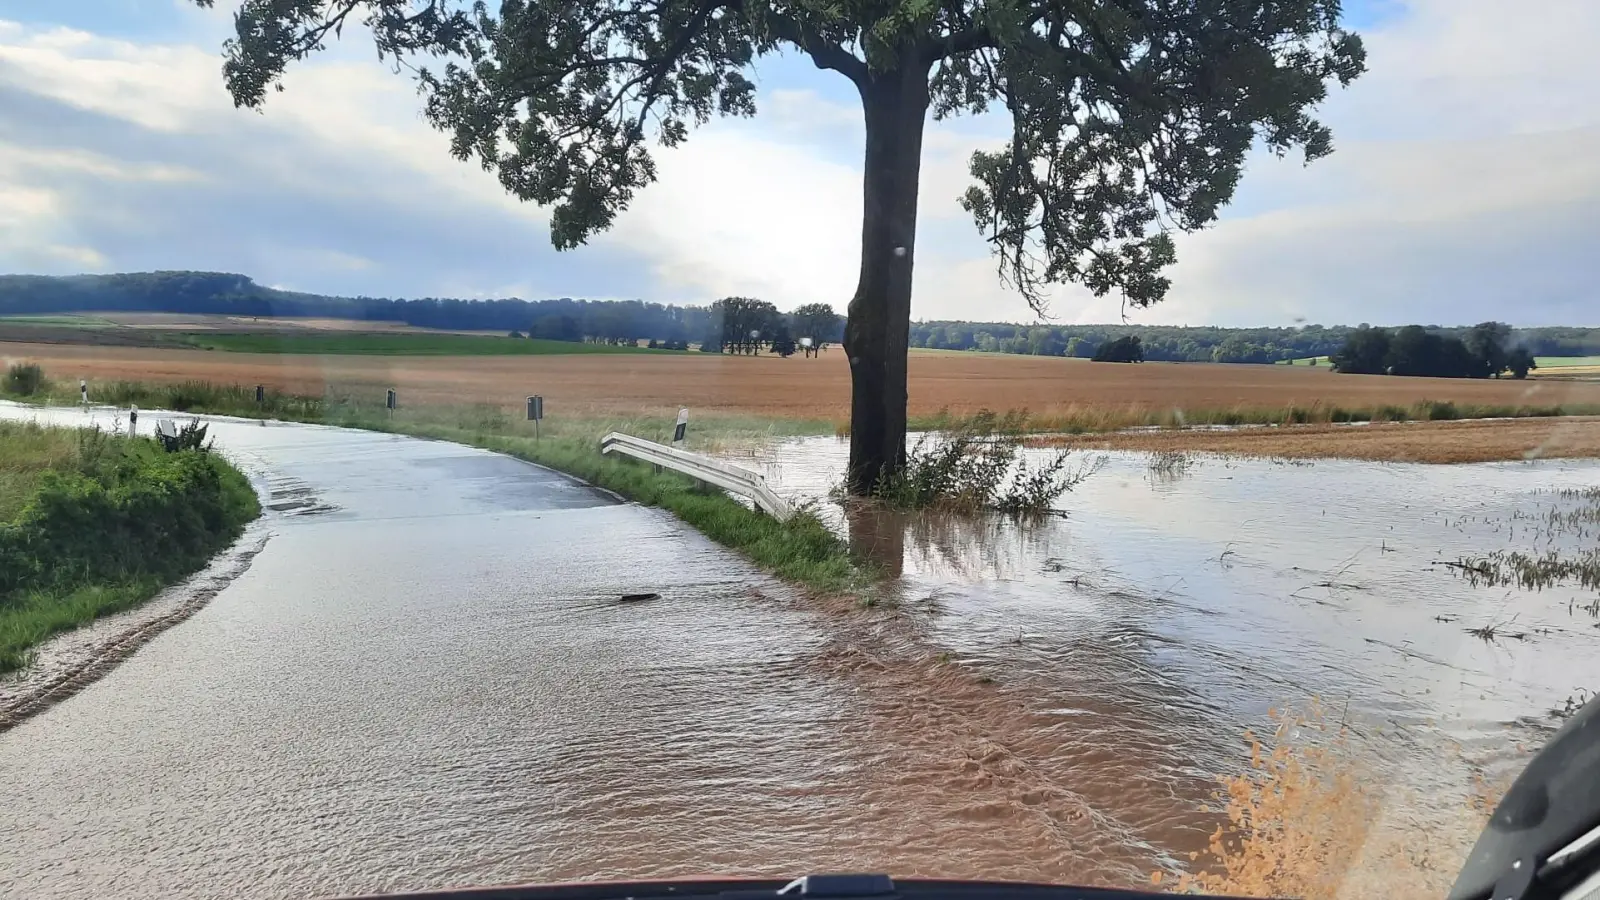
0,407,981,898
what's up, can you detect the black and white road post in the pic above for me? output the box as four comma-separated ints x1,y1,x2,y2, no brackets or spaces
385,389,397,416
79,379,88,406
672,408,688,448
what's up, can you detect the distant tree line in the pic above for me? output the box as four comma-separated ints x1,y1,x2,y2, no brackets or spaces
0,271,846,354
1,272,1594,362
1331,322,1536,379
907,321,1597,363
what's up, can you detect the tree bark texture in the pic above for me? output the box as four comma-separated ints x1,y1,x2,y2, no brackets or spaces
844,62,930,495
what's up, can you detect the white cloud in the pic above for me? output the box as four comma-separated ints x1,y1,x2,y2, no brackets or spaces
1,1,1596,325
0,14,572,295
599,0,1600,324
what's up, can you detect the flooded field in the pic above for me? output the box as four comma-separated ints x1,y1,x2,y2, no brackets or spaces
724,436,1600,885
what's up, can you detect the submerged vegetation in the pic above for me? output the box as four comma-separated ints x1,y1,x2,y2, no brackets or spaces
1450,484,1600,607
865,410,1103,517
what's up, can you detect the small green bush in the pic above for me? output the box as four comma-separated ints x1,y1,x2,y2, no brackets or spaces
1420,400,1460,421
3,363,45,396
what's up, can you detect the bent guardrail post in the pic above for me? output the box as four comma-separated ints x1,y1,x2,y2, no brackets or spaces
599,432,793,522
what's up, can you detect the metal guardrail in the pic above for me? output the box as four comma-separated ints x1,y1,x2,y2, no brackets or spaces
600,432,793,522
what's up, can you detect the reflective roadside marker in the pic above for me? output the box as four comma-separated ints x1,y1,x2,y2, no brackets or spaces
672,408,688,447
386,389,397,411
80,380,87,404
256,384,265,404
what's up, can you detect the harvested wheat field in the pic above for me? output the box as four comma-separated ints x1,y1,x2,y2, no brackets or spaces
8,341,1600,424
1034,417,1600,463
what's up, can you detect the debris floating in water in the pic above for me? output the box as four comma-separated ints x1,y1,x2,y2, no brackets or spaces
618,592,661,603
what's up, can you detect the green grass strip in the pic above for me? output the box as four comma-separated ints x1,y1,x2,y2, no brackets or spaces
183,332,672,356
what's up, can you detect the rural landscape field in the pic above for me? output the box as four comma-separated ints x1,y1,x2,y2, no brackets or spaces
10,307,1599,898
7,314,1600,466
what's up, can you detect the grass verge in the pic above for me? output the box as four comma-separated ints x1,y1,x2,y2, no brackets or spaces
0,420,260,672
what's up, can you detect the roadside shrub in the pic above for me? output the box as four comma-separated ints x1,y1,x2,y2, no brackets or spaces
0,439,258,600
1420,400,1461,421
3,362,44,396
870,410,1101,516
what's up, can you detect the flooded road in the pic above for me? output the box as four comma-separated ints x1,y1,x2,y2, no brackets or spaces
5,407,1599,899
0,407,952,898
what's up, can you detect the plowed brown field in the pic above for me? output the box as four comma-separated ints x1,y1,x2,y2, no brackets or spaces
6,342,1600,426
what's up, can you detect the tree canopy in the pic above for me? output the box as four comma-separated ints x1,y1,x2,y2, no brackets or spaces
192,0,1368,492
197,0,1364,313
1090,334,1143,363
1330,322,1536,380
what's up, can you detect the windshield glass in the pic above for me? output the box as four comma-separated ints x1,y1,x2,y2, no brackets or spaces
1,2,1597,899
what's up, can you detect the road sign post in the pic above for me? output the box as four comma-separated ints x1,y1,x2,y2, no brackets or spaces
527,395,544,440
255,384,265,405
672,408,688,447
385,389,397,416
79,380,87,406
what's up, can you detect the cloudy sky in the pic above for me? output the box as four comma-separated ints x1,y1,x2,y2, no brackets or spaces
0,0,1595,327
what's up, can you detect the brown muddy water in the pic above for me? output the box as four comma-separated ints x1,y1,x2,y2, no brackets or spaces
2,407,1597,899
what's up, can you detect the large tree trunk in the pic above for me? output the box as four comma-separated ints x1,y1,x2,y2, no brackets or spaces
844,63,931,496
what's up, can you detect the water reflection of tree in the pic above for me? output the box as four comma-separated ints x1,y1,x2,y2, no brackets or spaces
844,503,1065,581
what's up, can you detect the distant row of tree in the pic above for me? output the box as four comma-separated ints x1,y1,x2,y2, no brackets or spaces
1331,322,1536,379
1,272,1595,363
697,298,842,357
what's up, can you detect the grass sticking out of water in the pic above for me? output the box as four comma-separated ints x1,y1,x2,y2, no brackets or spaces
1146,449,1197,478
1454,549,1600,594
